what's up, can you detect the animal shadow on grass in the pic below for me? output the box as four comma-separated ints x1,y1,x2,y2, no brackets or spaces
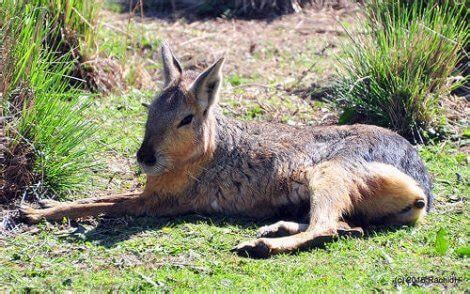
62,215,269,249
61,214,408,253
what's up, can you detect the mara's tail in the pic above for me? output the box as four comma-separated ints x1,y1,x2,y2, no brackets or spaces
353,162,428,226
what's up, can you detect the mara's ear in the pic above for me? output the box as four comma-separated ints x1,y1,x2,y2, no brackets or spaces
189,57,225,112
161,42,182,87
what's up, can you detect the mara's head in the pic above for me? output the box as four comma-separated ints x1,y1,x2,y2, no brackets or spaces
137,43,224,175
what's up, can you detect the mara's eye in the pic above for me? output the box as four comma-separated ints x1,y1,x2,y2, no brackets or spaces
177,114,193,128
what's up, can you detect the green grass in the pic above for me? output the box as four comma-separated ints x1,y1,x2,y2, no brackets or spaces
42,0,100,55
1,0,101,196
334,0,468,142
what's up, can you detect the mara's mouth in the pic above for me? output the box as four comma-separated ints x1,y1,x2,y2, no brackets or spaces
138,161,167,175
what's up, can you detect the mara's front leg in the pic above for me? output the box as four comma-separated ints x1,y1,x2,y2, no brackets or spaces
20,197,147,224
37,192,142,209
20,194,191,224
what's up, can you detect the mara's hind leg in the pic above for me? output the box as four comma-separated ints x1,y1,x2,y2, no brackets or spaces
233,160,428,258
233,161,362,258
21,194,145,224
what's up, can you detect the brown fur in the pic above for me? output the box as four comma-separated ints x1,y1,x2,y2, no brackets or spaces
21,44,432,258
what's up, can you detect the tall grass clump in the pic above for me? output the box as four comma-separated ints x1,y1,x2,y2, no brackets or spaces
334,0,468,142
1,0,101,201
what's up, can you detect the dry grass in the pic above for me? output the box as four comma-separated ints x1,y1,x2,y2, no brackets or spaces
79,57,127,93
95,6,359,123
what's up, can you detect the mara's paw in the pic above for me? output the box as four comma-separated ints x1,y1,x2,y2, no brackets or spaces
19,206,46,224
256,225,277,238
231,239,271,259
257,221,308,238
38,199,60,209
337,226,364,238
256,224,286,238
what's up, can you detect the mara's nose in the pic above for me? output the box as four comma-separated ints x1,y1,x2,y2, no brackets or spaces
137,148,157,166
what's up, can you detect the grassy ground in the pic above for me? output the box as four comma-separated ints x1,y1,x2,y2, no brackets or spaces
1,7,468,292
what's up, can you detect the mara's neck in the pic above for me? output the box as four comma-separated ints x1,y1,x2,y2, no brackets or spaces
143,156,210,196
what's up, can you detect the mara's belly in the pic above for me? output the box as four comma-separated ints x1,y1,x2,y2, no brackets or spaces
197,180,311,219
